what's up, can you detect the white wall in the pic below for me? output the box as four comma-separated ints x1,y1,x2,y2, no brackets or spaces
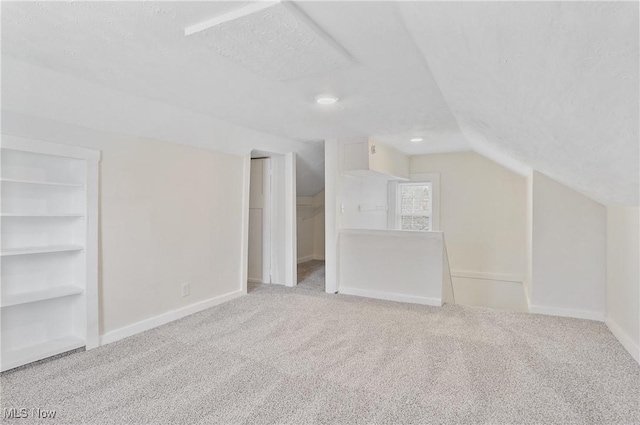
606,206,640,362
339,229,444,306
313,201,326,260
338,140,389,230
410,152,527,281
530,171,606,320
2,114,246,336
296,190,325,262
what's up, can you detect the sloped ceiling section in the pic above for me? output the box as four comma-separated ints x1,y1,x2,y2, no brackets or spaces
185,1,353,81
400,1,639,206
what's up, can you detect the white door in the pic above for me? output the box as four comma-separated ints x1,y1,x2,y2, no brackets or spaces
248,158,271,283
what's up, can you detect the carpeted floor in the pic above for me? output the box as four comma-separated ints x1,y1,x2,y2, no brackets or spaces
2,282,639,425
296,260,325,292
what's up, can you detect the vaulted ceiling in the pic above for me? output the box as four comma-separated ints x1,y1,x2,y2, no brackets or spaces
2,1,638,203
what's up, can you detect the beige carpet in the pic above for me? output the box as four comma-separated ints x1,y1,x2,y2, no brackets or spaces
2,282,639,425
296,260,325,292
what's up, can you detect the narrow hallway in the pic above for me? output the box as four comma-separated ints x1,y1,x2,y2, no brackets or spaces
296,260,325,292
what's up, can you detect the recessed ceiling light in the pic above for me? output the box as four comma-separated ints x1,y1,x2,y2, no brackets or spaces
410,137,423,142
315,95,339,105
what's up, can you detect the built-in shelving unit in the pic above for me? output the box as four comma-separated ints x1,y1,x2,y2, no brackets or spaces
1,135,100,372
1,178,85,188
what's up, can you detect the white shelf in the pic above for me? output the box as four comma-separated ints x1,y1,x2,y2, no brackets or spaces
2,286,84,308
0,178,84,188
1,137,100,369
1,213,85,217
1,245,84,256
1,336,84,372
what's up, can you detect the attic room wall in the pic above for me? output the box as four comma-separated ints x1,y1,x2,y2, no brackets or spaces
296,190,325,263
606,206,640,362
529,171,606,320
2,112,246,337
410,152,527,285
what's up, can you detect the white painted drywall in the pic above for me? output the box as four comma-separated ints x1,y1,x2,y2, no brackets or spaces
339,229,444,306
606,206,640,362
313,192,326,261
1,116,246,335
530,171,606,320
1,59,323,198
452,278,529,313
525,172,534,304
296,190,325,262
248,158,270,283
296,197,315,262
410,152,527,280
338,140,389,230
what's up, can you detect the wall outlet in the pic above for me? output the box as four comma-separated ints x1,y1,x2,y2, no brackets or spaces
181,283,190,297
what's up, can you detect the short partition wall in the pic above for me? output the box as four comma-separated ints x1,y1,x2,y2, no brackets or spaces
338,229,450,306
1,136,100,371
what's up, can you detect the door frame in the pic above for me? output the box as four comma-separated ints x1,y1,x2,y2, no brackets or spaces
243,151,297,291
260,158,272,284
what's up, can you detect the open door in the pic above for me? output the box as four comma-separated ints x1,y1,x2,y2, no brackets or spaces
248,158,271,284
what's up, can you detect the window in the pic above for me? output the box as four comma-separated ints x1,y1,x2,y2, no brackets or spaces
388,173,440,232
397,182,432,231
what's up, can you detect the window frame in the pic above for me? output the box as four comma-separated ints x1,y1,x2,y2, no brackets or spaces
388,173,440,232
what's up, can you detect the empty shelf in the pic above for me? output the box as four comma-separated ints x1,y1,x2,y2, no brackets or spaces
2,286,83,308
0,245,85,256
1,213,85,217
0,178,84,188
1,336,84,372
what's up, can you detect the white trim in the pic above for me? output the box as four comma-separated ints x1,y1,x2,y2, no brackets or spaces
339,286,442,307
296,254,325,263
240,155,251,295
284,152,297,287
529,304,605,322
605,317,640,364
85,157,100,350
247,278,263,284
388,173,440,231
324,139,339,294
523,284,531,312
261,158,272,284
100,290,244,346
1,134,101,161
450,270,523,283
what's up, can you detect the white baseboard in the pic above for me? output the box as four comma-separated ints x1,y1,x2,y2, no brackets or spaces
313,254,325,261
247,278,262,283
100,289,244,346
451,270,523,283
529,304,605,322
297,255,314,264
605,317,640,364
339,286,442,307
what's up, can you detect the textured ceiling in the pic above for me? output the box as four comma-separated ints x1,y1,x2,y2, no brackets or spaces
186,1,353,81
0,1,460,144
2,1,638,204
399,1,639,205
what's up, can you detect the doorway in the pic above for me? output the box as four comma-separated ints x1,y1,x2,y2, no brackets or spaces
248,158,271,286
295,183,326,292
245,151,297,292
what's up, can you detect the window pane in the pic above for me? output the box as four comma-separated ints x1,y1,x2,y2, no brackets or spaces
400,184,430,215
401,215,430,231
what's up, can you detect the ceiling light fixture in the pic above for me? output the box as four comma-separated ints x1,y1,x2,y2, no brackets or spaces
410,137,423,142
315,95,339,105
